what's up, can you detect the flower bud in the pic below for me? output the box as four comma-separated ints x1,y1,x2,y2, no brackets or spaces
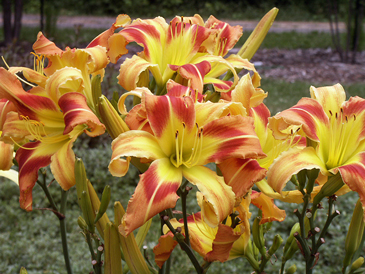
114,202,150,274
285,264,297,274
94,185,111,224
20,267,28,274
350,257,364,272
238,7,278,60
98,95,129,139
104,222,123,274
268,234,283,257
77,216,88,231
75,158,95,233
343,199,365,270
313,173,344,206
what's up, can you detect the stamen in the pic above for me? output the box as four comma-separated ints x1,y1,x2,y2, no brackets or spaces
1,56,35,88
175,130,180,166
10,137,37,150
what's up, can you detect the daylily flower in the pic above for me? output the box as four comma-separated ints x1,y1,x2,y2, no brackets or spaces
153,189,285,267
93,14,258,93
8,32,109,113
109,90,264,235
0,68,105,211
267,84,365,210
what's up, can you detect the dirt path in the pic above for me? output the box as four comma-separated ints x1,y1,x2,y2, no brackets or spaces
2,14,346,33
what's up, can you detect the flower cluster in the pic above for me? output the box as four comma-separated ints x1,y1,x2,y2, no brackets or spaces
2,8,365,274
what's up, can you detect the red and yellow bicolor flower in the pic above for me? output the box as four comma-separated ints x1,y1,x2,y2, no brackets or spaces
267,84,365,210
93,14,257,93
109,90,264,235
8,32,109,113
0,68,105,211
153,189,285,267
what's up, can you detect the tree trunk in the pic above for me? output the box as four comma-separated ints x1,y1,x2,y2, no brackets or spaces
2,0,12,45
12,0,23,41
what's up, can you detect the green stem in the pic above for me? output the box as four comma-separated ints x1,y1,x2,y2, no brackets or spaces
37,178,58,212
181,187,190,247
59,190,73,274
163,216,203,274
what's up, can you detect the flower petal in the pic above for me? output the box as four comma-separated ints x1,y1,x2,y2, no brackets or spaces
200,115,264,165
109,130,165,177
218,158,266,201
310,84,346,115
33,32,63,55
204,224,242,262
15,140,66,210
251,191,286,224
204,15,243,57
183,165,235,227
334,152,365,219
0,141,13,170
153,232,178,269
267,147,327,195
58,92,105,137
269,97,329,142
120,158,182,235
118,55,159,91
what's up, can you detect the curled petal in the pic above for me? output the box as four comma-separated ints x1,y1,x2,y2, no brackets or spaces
204,224,242,262
204,15,243,57
33,32,63,55
109,130,165,177
153,232,178,268
0,141,13,170
268,97,329,141
58,92,105,137
251,191,286,224
267,147,327,195
118,55,159,91
88,14,131,48
120,158,182,235
170,61,211,93
45,67,85,103
230,73,267,111
183,165,235,227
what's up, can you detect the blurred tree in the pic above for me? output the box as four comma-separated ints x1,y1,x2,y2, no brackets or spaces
1,0,23,45
327,0,364,63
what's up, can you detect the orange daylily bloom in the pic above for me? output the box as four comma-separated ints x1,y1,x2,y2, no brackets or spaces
109,89,264,235
9,33,109,113
0,68,104,211
153,190,285,267
92,14,258,93
267,84,364,210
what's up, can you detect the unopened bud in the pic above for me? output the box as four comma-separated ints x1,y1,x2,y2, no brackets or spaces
313,173,344,206
350,257,365,272
268,234,283,256
77,216,88,230
285,264,297,274
98,95,129,139
344,199,365,269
